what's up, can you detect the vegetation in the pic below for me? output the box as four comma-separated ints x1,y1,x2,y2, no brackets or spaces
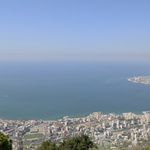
0,132,12,150
37,141,57,150
145,145,150,150
131,144,150,150
59,134,97,150
38,134,97,150
24,133,44,139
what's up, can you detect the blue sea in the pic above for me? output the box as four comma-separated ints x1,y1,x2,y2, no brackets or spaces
0,59,150,120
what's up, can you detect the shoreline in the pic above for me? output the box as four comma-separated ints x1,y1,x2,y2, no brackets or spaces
0,110,144,121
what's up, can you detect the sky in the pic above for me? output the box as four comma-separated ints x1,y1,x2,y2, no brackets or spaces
0,0,150,61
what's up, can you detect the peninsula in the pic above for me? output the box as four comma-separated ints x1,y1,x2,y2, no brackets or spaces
128,76,150,84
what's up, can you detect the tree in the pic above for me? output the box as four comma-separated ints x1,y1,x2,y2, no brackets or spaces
37,141,58,150
59,134,97,150
0,132,12,150
38,134,97,150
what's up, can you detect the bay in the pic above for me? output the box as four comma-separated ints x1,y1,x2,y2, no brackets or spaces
0,60,150,120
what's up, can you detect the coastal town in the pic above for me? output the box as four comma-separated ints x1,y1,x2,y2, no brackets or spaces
128,76,150,84
1,111,150,150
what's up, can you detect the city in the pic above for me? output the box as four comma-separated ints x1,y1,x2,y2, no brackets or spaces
1,111,150,150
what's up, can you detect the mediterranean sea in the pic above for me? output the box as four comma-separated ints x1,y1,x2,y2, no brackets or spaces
0,60,150,120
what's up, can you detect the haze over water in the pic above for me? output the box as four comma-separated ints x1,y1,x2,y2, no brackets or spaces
0,60,150,120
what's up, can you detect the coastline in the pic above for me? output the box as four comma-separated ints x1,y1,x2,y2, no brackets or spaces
0,110,144,121
128,76,150,84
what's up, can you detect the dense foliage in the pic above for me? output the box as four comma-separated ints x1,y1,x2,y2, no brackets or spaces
38,141,57,150
0,132,12,150
38,134,97,150
59,134,97,150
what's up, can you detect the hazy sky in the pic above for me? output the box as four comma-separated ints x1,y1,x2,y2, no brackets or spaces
1,0,150,61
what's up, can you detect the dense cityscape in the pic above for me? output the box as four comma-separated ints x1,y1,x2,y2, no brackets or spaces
1,111,150,150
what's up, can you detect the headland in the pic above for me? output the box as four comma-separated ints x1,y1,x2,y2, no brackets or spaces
128,76,150,84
